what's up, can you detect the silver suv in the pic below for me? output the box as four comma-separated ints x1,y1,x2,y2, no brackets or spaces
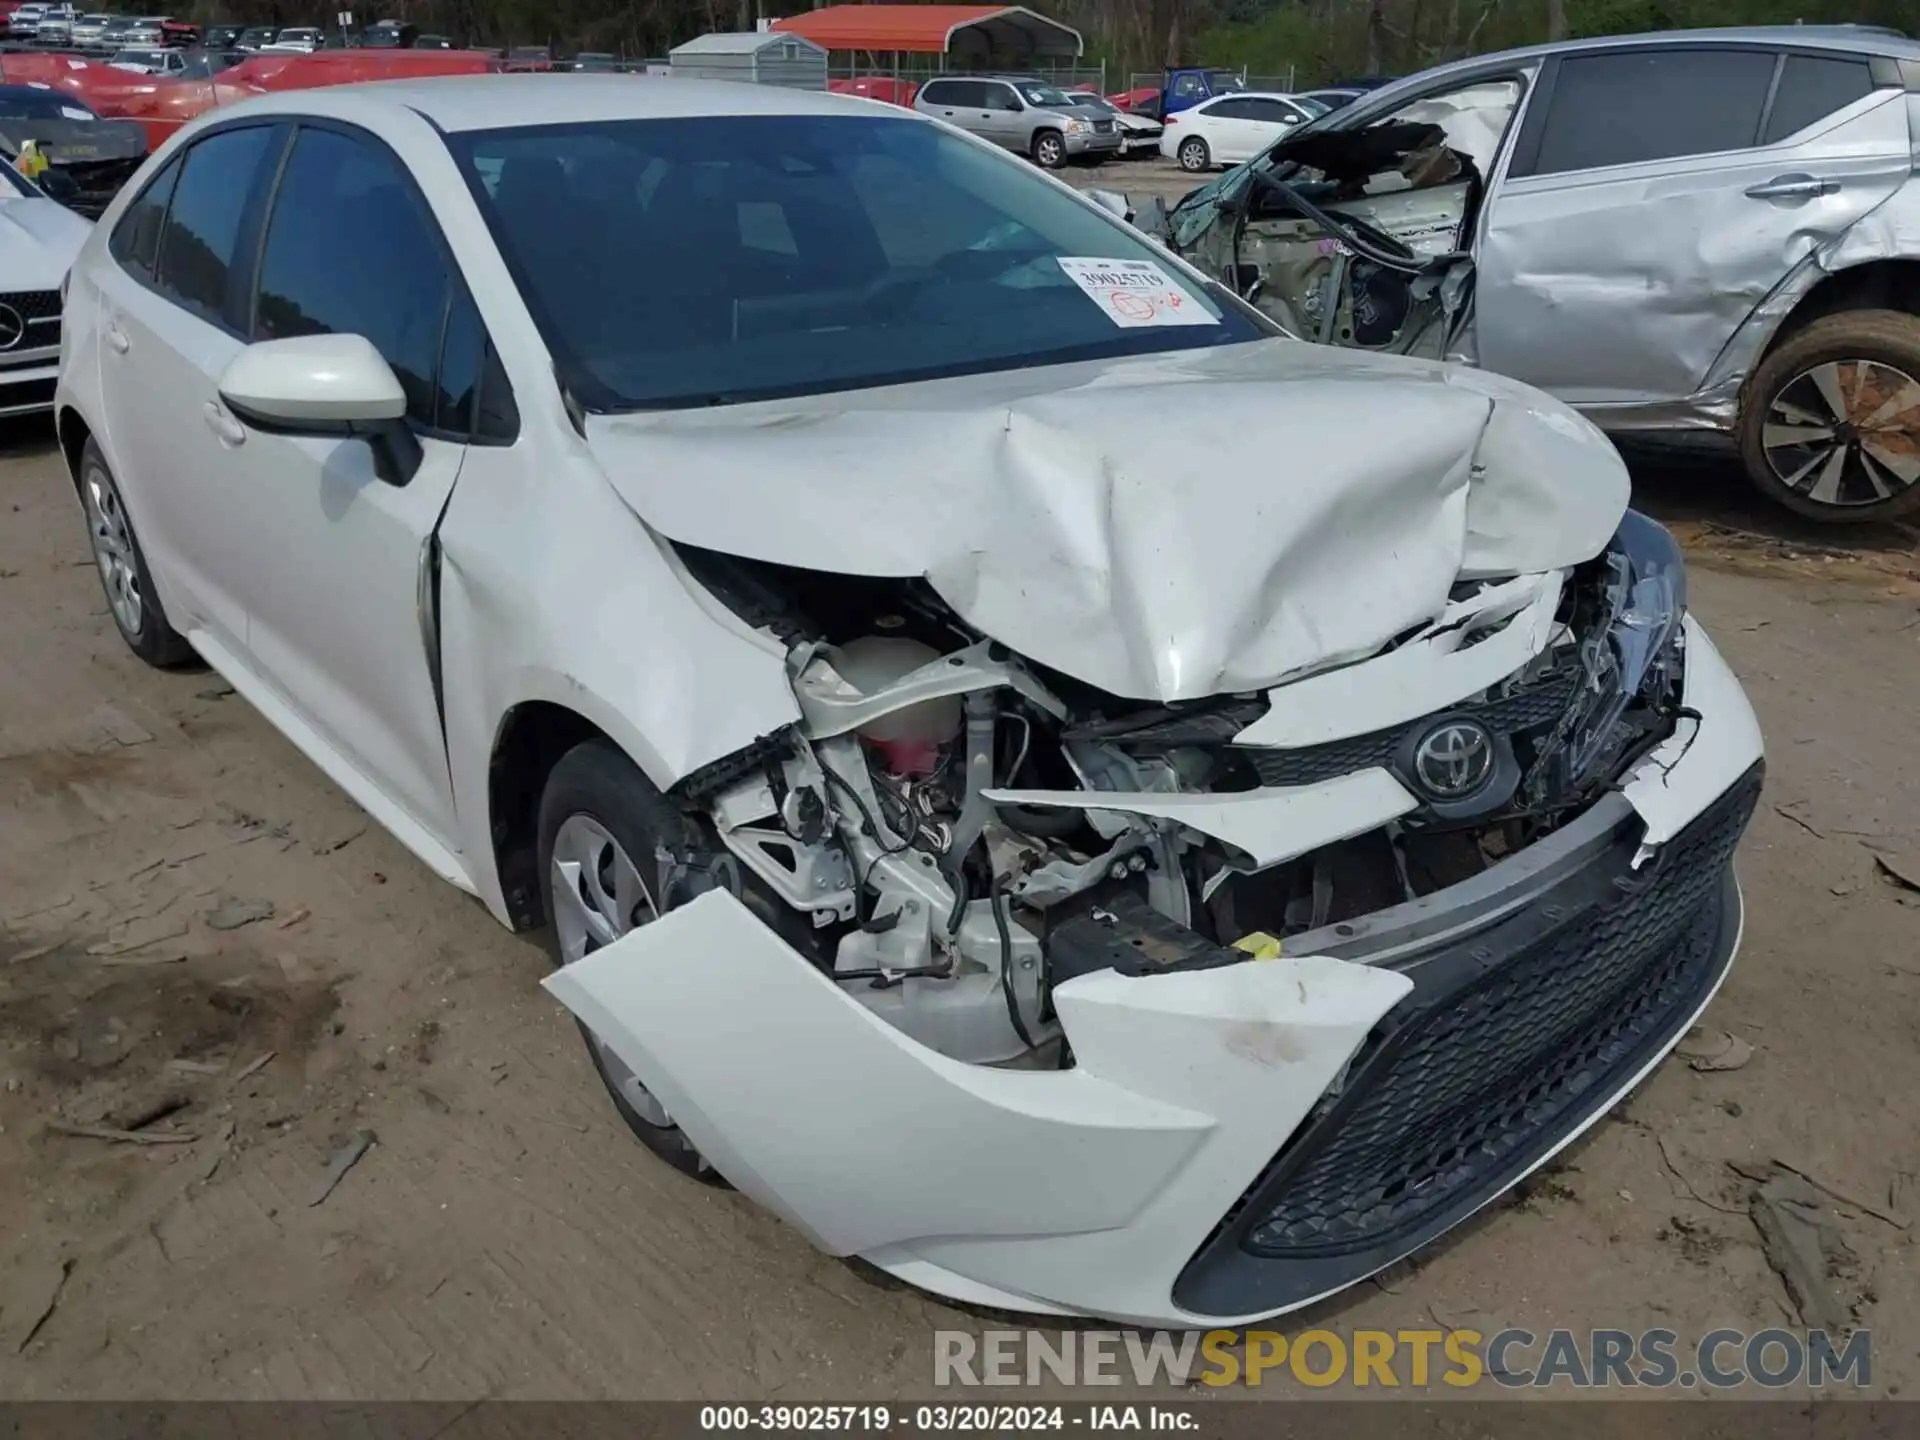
1157,26,1920,522
914,76,1122,169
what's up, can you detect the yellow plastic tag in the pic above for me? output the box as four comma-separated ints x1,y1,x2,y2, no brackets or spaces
1231,931,1283,960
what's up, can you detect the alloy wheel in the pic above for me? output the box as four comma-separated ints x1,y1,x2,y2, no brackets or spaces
1179,138,1208,172
82,460,143,637
549,813,671,1127
1761,358,1920,510
1036,135,1062,167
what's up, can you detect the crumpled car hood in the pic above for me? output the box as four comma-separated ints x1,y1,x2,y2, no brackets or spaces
587,339,1629,702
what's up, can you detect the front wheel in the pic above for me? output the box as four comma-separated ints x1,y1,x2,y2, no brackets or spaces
536,739,719,1180
1738,308,1920,522
78,438,194,668
1032,129,1066,169
1177,135,1212,172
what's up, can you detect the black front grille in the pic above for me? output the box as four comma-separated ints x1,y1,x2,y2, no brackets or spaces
1093,119,1115,133
1243,663,1581,788
0,289,60,323
1173,763,1761,1316
57,157,143,218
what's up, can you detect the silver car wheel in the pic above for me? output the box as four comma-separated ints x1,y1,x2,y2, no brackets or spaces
549,813,672,1128
1762,358,1920,508
82,458,143,637
1178,137,1209,172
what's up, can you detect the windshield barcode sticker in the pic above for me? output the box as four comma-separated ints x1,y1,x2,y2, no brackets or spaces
1055,256,1217,328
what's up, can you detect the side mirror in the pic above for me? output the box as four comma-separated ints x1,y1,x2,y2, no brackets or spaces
218,333,422,486
1084,188,1132,223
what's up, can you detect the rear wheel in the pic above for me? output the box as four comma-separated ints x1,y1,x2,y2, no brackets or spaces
1738,308,1920,522
1032,129,1066,169
536,739,719,1180
78,439,194,668
1177,135,1212,172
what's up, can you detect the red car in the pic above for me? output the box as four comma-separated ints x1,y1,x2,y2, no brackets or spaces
826,76,918,108
3,47,503,151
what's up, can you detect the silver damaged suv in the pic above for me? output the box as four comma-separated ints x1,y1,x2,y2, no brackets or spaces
914,76,1123,169
1154,26,1920,522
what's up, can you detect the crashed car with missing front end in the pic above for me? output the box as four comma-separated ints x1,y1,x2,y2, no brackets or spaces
58,79,1762,1328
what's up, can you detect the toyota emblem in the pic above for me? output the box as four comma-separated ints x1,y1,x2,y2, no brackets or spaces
0,304,24,352
1413,720,1494,800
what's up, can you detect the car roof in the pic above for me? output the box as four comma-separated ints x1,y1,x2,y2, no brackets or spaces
235,73,913,133
1368,24,1920,94
1198,90,1306,103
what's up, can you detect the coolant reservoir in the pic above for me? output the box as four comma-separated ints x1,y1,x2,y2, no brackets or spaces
835,636,963,775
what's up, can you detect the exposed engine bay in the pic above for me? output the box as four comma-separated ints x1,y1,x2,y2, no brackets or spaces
668,512,1691,1069
1163,81,1524,359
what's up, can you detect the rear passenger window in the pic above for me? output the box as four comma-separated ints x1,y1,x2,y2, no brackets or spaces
154,125,279,325
1526,48,1775,176
252,126,450,428
107,154,179,280
927,80,981,107
1764,54,1876,143
1244,99,1299,123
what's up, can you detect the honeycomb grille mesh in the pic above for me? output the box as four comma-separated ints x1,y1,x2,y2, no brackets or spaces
1239,768,1760,1258
1242,664,1581,788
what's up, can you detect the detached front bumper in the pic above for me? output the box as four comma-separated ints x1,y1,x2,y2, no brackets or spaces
545,618,1762,1326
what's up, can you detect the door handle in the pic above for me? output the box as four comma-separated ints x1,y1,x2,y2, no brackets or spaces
201,401,246,446
1745,174,1839,201
104,323,130,354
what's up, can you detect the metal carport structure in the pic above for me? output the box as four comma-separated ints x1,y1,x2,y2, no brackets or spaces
769,5,1092,86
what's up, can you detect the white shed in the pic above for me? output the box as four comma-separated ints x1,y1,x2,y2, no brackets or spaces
668,31,829,89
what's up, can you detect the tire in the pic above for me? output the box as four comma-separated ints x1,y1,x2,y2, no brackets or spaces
535,739,721,1181
1032,128,1065,170
77,438,194,667
1177,136,1212,172
1738,308,1920,523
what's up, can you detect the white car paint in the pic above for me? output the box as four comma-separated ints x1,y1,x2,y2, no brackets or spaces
56,75,1765,1327
1159,91,1318,169
545,621,1758,1326
0,165,89,416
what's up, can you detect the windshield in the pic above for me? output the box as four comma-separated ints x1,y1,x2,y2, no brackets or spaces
0,87,97,119
450,114,1267,411
1015,83,1076,107
1076,94,1116,114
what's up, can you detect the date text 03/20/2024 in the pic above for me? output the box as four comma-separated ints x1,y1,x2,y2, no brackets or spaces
699,1406,1192,1432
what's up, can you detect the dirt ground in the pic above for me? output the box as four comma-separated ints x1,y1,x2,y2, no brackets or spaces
1,416,1918,1402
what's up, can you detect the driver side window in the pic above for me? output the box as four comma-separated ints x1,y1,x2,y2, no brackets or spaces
1377,79,1523,181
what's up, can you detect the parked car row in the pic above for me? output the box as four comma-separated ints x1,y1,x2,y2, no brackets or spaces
2,6,196,47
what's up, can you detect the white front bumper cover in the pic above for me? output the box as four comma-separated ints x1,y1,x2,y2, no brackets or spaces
544,617,1762,1327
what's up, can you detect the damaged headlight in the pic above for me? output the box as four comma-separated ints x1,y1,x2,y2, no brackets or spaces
1539,512,1687,794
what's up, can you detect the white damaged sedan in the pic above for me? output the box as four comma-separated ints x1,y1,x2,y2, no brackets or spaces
55,77,1763,1326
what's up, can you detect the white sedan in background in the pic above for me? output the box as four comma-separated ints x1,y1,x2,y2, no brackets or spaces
109,47,187,75
1161,91,1322,171
55,76,1761,1328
